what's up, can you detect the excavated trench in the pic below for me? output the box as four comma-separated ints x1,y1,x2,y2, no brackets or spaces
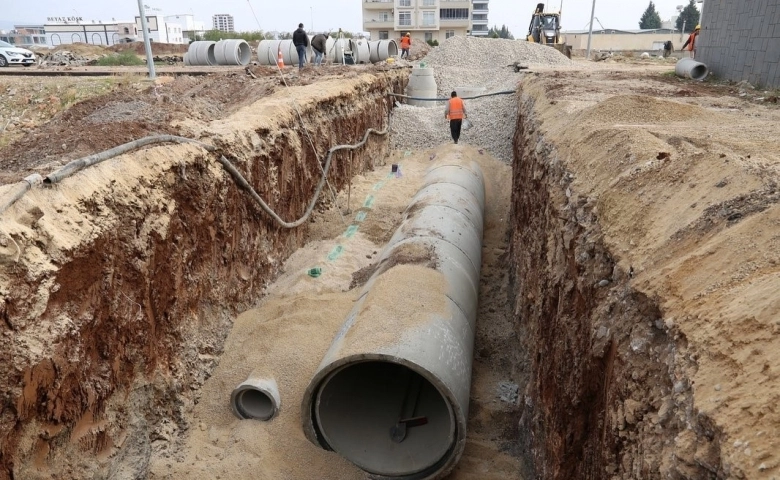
0,69,737,480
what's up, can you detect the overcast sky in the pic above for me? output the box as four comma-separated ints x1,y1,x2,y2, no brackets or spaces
3,0,700,36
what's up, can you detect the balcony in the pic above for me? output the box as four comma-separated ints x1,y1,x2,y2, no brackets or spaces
472,8,488,15
365,18,394,29
363,0,393,10
471,18,488,25
440,0,470,7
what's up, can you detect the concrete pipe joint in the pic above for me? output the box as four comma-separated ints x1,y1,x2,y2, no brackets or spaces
675,57,709,81
302,159,485,480
231,377,281,420
186,41,217,66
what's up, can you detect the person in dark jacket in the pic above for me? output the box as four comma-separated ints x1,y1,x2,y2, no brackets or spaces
292,23,309,69
311,32,328,66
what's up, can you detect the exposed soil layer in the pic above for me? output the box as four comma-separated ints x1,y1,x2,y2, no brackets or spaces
0,68,405,480
511,68,780,479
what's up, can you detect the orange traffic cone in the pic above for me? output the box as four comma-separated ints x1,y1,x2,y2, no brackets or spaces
277,48,284,68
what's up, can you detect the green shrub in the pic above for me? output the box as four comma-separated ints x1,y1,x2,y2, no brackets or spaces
426,39,439,47
95,51,145,67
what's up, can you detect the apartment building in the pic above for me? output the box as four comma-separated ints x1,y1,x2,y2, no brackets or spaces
362,0,472,45
471,0,489,36
212,14,235,32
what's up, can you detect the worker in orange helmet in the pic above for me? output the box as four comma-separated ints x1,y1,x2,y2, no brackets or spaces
681,24,701,59
400,32,411,59
445,91,467,144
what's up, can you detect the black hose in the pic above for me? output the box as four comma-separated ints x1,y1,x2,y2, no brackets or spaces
388,90,516,101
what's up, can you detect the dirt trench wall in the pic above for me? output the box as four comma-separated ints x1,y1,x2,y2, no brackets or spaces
0,72,405,479
509,85,723,479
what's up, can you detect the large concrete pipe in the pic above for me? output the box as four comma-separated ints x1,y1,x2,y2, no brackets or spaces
215,39,251,66
351,38,371,64
186,41,217,66
369,40,399,63
257,40,281,65
675,57,709,81
231,377,281,420
302,158,485,480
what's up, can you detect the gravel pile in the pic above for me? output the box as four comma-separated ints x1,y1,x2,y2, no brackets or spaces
391,36,572,163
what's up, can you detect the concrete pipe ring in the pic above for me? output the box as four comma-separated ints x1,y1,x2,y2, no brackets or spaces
675,58,709,81
230,378,281,420
192,41,216,66
302,159,486,480
368,40,380,63
377,40,398,61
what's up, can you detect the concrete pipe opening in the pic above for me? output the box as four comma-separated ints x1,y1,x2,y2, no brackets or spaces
230,378,280,421
314,360,455,478
689,64,707,81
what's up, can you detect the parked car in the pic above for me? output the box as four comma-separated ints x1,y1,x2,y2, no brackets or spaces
0,40,36,67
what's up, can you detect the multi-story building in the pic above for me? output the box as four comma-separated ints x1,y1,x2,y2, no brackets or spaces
362,0,472,45
471,0,488,36
0,26,47,47
165,14,207,42
212,14,235,32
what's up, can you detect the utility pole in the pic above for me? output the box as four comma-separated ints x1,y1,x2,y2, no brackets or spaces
585,0,596,59
136,0,156,79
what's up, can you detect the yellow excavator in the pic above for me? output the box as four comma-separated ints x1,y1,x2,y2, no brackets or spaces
526,3,572,59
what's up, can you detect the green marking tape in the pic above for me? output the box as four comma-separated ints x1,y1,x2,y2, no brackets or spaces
327,245,345,261
404,151,412,157
363,195,375,208
373,181,385,191
344,225,359,238
355,211,367,222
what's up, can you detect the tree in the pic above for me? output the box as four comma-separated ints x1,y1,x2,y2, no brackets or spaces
487,25,514,39
639,1,662,29
675,0,701,33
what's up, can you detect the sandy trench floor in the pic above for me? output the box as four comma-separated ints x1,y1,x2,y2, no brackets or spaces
147,144,525,479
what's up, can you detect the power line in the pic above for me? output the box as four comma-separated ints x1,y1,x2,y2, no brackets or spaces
247,0,262,30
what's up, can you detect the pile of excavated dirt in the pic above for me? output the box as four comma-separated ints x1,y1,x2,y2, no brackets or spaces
510,66,780,479
424,36,571,69
108,42,189,55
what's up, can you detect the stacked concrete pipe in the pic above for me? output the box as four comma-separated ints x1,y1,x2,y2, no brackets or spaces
185,40,251,66
368,40,399,63
302,157,485,480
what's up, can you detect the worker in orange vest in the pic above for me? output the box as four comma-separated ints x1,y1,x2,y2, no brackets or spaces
400,33,411,59
445,91,467,144
681,25,701,58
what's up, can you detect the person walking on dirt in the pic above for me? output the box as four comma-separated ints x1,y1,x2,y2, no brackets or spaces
681,25,701,59
400,33,411,59
662,40,673,58
445,91,467,144
293,23,310,69
311,32,328,66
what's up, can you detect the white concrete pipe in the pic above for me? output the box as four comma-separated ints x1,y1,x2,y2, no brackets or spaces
369,40,399,63
186,41,217,66
351,38,371,64
406,67,439,108
231,377,281,420
675,57,709,81
302,158,485,480
257,40,281,65
215,39,251,66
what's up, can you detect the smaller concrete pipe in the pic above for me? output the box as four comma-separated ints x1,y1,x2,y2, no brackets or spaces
215,39,251,66
231,377,281,420
675,57,709,81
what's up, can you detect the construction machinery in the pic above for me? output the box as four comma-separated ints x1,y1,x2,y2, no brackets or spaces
526,3,572,59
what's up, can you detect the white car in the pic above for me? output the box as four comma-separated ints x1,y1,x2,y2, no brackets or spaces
0,40,36,67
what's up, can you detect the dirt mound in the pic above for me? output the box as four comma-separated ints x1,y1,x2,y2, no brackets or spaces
52,43,108,56
109,42,189,55
574,94,709,125
424,35,571,69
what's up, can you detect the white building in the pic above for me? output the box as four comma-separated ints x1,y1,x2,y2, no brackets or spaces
213,14,235,32
362,0,473,45
165,14,206,42
134,14,185,44
41,14,189,47
471,0,488,36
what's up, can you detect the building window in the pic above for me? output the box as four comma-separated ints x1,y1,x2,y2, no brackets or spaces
379,31,389,39
422,11,436,26
380,12,391,21
446,30,455,38
425,32,432,41
399,12,411,26
423,0,435,5
398,0,411,6
440,8,469,20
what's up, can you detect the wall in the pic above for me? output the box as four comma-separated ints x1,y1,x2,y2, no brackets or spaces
697,0,780,88
564,32,687,51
